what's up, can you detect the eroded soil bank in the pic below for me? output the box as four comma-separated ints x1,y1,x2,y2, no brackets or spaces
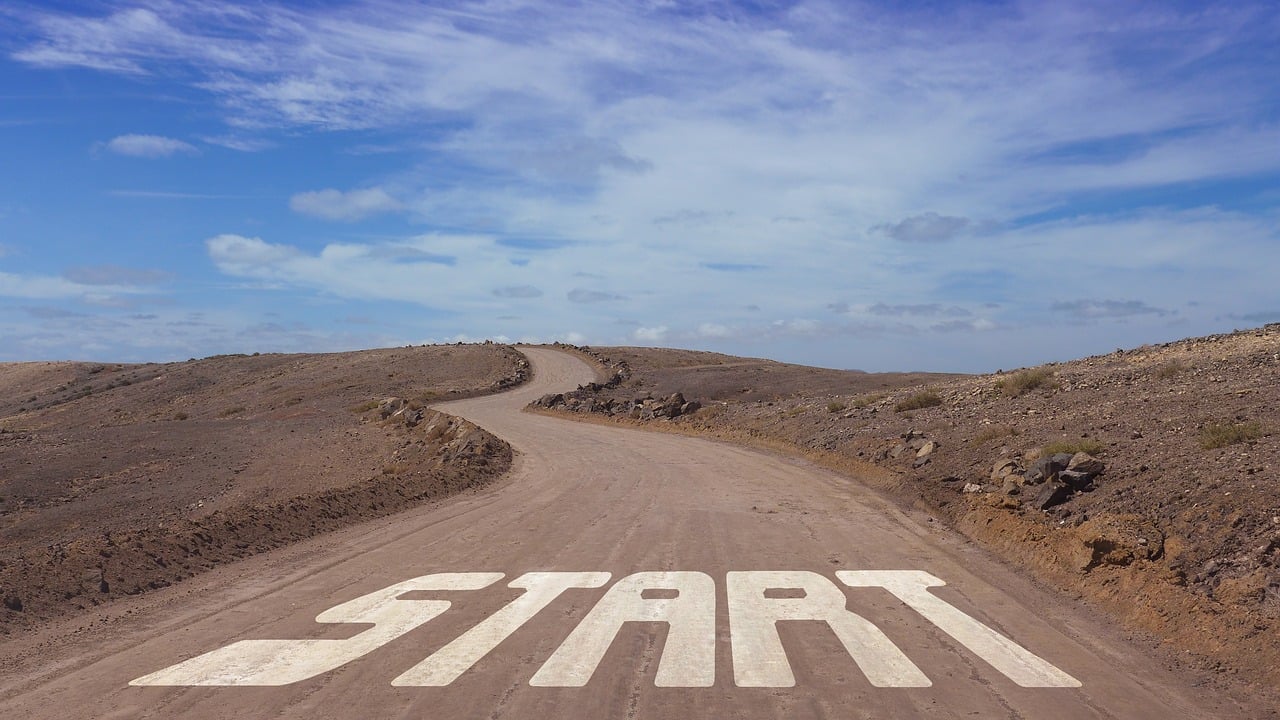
0,344,527,632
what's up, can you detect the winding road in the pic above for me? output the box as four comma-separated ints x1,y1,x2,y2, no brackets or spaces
0,348,1223,718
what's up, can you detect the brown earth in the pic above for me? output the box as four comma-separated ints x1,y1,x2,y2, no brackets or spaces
535,327,1280,698
0,343,527,633
0,347,1260,719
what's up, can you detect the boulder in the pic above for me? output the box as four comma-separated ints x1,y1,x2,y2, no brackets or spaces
1067,452,1106,476
962,483,984,494
680,401,702,415
991,458,1020,481
1060,470,1096,491
1033,481,1073,510
916,440,938,458
378,397,405,419
1025,454,1070,484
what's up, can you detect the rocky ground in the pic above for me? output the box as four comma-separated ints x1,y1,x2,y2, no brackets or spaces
0,343,527,633
533,327,1280,694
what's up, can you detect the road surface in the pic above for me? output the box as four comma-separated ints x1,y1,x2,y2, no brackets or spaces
0,348,1225,718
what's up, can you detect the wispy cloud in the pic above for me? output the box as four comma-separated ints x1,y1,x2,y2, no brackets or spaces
1051,299,1174,319
63,265,173,285
872,213,973,243
492,285,542,299
7,2,1280,370
289,187,402,221
103,133,198,157
567,289,625,304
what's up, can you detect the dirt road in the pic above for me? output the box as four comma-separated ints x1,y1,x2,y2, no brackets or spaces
0,348,1235,718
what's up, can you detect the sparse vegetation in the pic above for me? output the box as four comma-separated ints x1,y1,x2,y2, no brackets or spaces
173,412,189,421
851,393,886,409
1041,438,1104,456
973,426,1018,445
895,391,942,412
1155,360,1189,380
995,367,1056,397
217,406,246,418
826,401,846,413
1199,421,1264,450
349,399,381,414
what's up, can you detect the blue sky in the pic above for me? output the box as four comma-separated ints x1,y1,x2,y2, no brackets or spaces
1,1,1277,372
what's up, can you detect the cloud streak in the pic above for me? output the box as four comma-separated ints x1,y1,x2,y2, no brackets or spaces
289,187,402,221
104,134,198,157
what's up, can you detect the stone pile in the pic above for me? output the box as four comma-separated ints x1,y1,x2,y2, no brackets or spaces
533,390,701,420
990,451,1107,510
882,430,940,469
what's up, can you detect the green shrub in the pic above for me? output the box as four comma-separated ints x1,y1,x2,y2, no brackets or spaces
1199,422,1264,449
895,391,942,412
995,368,1056,397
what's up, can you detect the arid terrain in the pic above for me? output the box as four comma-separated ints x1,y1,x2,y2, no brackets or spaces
535,326,1279,699
0,344,527,632
0,334,1276,717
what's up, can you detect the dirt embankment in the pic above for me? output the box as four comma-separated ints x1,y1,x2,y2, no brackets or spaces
0,344,528,633
534,329,1280,692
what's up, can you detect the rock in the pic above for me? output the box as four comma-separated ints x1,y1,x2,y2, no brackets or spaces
912,455,931,469
1002,477,1022,495
1059,470,1096,491
400,408,425,427
991,459,1020,482
1033,481,1073,510
537,393,564,408
378,397,405,419
962,483,984,494
1025,454,1071,484
680,401,701,415
1067,452,1106,476
888,443,908,459
903,429,925,440
916,441,938,458
2,595,22,612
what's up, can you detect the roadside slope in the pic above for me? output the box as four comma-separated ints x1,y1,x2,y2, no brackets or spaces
0,344,527,632
534,328,1280,697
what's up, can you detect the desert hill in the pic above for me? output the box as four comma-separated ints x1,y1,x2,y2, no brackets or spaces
0,344,527,632
536,325,1279,691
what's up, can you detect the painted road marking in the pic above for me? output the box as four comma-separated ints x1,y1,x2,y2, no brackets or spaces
130,571,1080,689
392,572,611,686
838,571,1081,688
529,571,716,687
727,570,930,687
130,572,502,687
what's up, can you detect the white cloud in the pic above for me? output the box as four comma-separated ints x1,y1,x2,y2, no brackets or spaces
104,134,198,157
12,3,1280,370
634,326,668,342
289,187,402,221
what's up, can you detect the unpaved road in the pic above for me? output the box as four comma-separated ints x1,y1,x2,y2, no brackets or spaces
0,348,1235,718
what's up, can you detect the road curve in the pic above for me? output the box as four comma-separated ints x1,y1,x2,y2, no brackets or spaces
0,347,1225,718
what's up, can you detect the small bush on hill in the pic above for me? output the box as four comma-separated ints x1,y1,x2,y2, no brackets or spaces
1199,422,1264,449
895,391,942,412
1041,438,1104,456
995,368,1056,397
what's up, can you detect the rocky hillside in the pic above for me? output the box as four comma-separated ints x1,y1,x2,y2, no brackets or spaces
534,327,1279,693
0,343,528,632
